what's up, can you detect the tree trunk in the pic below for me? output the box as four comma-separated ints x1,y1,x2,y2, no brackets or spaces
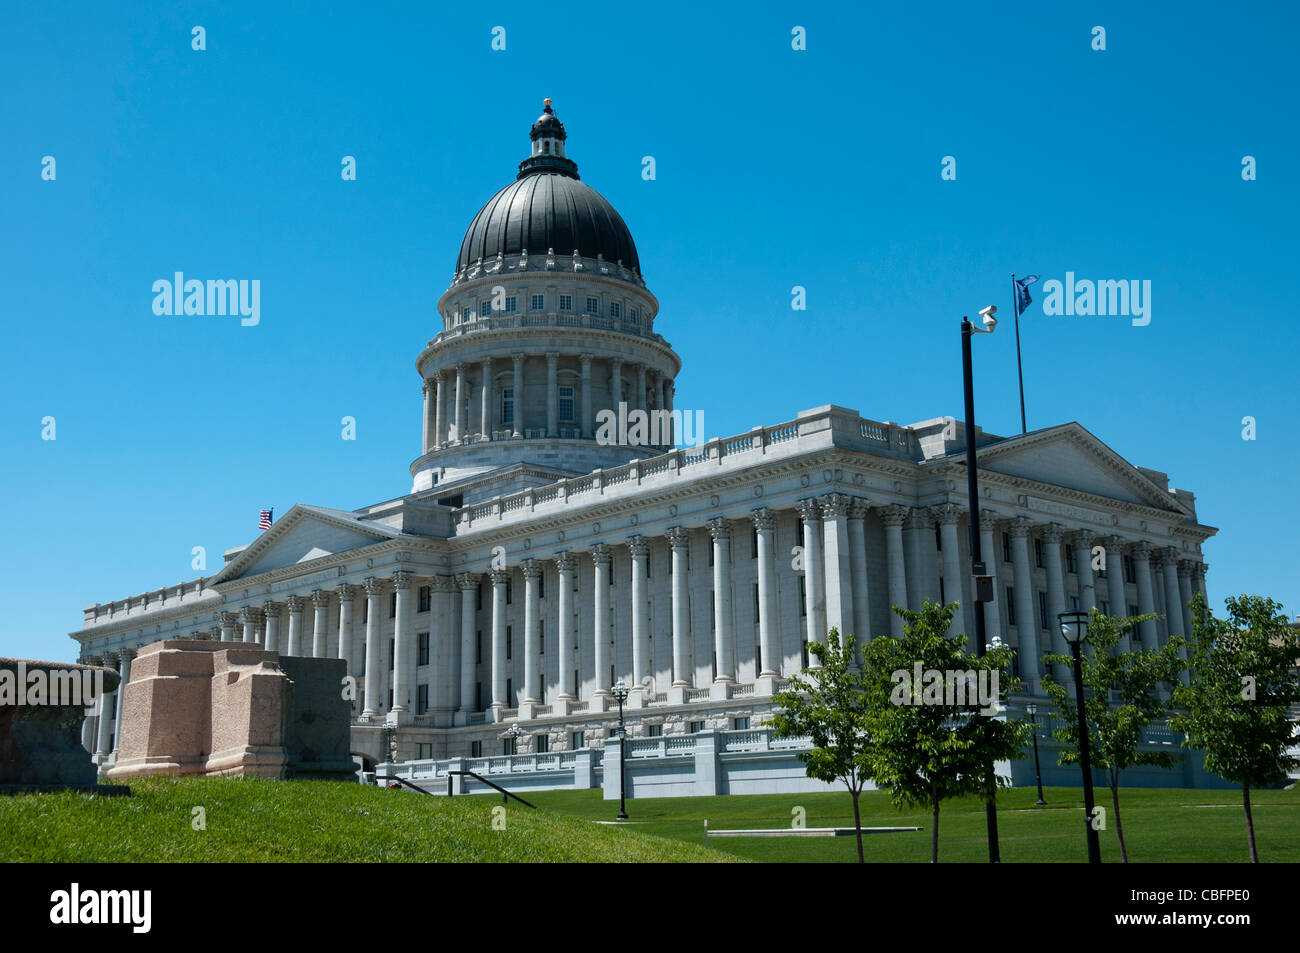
930,793,940,863
1242,783,1259,863
851,789,864,864
1110,772,1128,863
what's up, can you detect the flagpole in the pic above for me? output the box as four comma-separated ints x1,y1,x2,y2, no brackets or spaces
1012,273,1026,434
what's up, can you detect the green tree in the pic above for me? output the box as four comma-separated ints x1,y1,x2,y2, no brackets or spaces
1171,594,1300,862
1040,608,1184,862
860,601,1028,862
772,627,876,863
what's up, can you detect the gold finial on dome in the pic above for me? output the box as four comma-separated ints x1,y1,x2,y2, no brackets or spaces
544,97,552,108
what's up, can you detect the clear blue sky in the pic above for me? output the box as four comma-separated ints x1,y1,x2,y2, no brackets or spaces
2,1,1296,662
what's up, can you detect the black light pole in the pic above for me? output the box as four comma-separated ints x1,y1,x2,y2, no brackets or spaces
962,310,1000,864
1026,703,1046,805
612,678,630,820
1060,610,1102,863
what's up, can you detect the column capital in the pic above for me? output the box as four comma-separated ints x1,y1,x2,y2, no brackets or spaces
589,543,612,566
85,654,104,667
795,498,822,523
579,353,593,368
512,353,525,368
1066,529,1095,550
456,572,480,591
207,627,222,640
1040,522,1065,544
422,377,434,394
1103,533,1126,553
220,610,242,626
707,517,731,541
750,507,776,532
553,551,577,573
311,589,331,608
489,567,510,586
119,647,137,661
431,575,457,593
625,535,648,558
1154,546,1180,570
1195,561,1208,580
432,369,444,383
903,507,932,531
392,570,414,590
931,502,962,526
978,509,1001,532
364,576,387,597
522,558,543,579
846,498,871,521
335,583,356,603
879,504,909,527
664,526,689,548
1131,540,1153,560
817,492,851,519
103,649,121,663
546,352,559,366
261,600,281,619
1177,558,1196,579
238,606,261,625
480,356,492,369
611,358,623,372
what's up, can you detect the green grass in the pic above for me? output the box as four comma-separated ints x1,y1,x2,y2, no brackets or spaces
508,785,1300,863
0,776,732,863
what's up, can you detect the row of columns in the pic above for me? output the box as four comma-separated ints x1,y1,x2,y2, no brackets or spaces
420,356,675,452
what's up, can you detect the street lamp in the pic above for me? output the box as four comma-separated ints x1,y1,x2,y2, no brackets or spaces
611,678,631,820
1059,609,1101,863
1026,703,1046,806
963,309,1001,864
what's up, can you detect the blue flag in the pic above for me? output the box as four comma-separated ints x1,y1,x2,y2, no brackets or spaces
1014,274,1040,316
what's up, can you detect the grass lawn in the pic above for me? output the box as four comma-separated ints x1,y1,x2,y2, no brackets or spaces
0,776,732,863
507,784,1300,863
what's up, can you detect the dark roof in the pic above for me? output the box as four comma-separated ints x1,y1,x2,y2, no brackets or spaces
455,171,640,275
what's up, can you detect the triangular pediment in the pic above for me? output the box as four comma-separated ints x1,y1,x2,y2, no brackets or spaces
975,424,1190,515
211,505,405,584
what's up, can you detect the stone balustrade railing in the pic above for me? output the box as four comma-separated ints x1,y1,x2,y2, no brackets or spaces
83,578,213,627
428,311,668,350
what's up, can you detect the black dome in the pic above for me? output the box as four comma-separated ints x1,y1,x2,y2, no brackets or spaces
454,102,641,276
456,172,640,276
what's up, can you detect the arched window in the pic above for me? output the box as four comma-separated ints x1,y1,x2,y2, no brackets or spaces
559,385,575,423
502,387,514,427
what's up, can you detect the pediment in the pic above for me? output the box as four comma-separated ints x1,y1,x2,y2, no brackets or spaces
211,505,403,584
976,425,1190,515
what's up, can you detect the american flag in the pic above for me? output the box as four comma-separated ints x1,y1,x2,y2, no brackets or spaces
259,508,273,530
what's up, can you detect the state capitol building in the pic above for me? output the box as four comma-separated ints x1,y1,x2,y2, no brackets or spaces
71,102,1216,789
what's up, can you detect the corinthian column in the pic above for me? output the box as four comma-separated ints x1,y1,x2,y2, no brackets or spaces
752,509,780,687
219,610,238,642
546,352,559,437
241,606,260,644
796,498,826,659
391,571,413,714
580,354,593,439
311,590,331,657
522,560,541,706
512,355,525,437
421,377,434,454
819,494,855,643
284,599,303,655
361,577,385,720
336,584,355,672
1158,548,1186,645
707,518,735,690
457,573,479,718
453,363,466,442
1069,530,1098,611
1042,524,1068,679
1008,517,1041,689
554,553,576,701
489,568,509,712
933,503,964,642
479,357,493,438
1104,536,1131,651
880,504,909,636
665,526,692,693
1132,542,1157,646
978,510,1002,646
434,372,446,447
96,651,119,758
846,499,872,645
591,544,612,708
262,601,281,653
627,536,649,692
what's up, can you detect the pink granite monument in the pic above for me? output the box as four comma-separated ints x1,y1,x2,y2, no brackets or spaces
107,640,355,782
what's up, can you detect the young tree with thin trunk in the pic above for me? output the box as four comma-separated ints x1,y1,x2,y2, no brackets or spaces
773,628,876,863
860,601,1027,862
1041,608,1183,862
1172,594,1300,863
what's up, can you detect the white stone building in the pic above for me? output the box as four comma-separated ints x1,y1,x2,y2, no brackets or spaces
71,103,1216,786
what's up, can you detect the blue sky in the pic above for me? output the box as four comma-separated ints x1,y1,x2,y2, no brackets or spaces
2,1,1297,661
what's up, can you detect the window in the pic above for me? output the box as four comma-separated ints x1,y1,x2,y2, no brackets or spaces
559,294,573,311
480,301,491,318
708,543,714,567
1100,600,1110,616
417,632,429,666
1005,587,1016,626
389,592,397,618
539,619,544,654
559,385,574,422
689,721,706,734
470,740,482,758
475,683,482,711
506,677,513,704
502,387,514,426
530,294,545,311
416,684,429,714
629,307,639,323
733,717,750,731
1066,547,1077,574
362,599,368,624
1038,591,1049,631
585,296,599,314
608,727,620,738
535,734,549,753
936,524,943,550
418,585,431,612
461,306,471,323
476,583,483,612
610,301,621,319
570,730,584,749
416,742,433,759
1002,532,1012,563
1128,604,1141,640
1034,539,1045,569
753,583,760,618
801,640,809,669
1069,595,1080,610
503,736,517,756
539,573,545,600
939,577,945,604
506,578,513,605
504,296,517,313
506,625,513,660
795,520,804,547
1123,555,1137,584
798,576,807,616
752,523,760,557
476,631,482,664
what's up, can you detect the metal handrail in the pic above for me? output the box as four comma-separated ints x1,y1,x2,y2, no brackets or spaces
447,770,537,808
